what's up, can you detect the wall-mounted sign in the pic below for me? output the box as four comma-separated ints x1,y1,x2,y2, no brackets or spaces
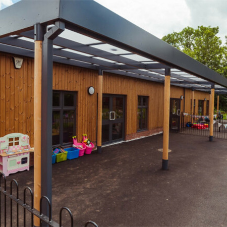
13,57,23,69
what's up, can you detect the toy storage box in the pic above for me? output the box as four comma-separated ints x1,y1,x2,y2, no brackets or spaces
56,152,68,163
52,154,56,164
64,147,79,160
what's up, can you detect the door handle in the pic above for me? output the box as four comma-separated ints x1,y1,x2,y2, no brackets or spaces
109,111,116,120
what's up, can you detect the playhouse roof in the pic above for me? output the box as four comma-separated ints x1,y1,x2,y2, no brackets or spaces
0,0,227,94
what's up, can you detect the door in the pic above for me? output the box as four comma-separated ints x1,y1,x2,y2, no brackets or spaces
170,98,181,131
102,95,125,144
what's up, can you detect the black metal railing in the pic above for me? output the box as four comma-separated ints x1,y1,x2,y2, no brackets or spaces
180,114,227,139
0,173,98,227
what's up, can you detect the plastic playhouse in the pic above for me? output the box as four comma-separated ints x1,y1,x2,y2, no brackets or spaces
0,133,31,176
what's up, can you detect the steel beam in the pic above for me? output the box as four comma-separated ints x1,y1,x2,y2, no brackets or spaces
41,21,65,219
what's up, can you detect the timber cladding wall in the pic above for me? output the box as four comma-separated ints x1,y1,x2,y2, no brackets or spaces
0,52,211,146
0,53,34,146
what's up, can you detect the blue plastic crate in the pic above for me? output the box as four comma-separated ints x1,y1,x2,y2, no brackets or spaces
52,154,56,164
64,147,79,160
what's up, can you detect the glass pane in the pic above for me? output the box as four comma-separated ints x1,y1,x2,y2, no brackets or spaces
53,93,60,106
198,100,204,115
171,117,179,130
102,125,109,143
112,123,123,141
137,108,141,130
52,111,60,145
138,96,140,106
171,100,177,115
141,108,147,129
102,97,110,120
63,110,74,143
142,97,147,106
113,97,124,119
64,93,74,106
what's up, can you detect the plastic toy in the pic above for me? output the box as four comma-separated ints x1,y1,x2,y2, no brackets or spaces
0,133,31,176
82,134,94,155
73,137,86,156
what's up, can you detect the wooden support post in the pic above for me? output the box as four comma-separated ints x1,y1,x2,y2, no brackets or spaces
192,90,194,123
34,25,43,227
97,69,103,153
209,85,215,141
162,69,171,170
217,95,220,114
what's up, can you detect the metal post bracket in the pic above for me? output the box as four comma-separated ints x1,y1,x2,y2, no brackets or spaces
45,21,65,40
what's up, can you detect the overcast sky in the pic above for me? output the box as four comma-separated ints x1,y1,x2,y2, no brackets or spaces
0,0,227,44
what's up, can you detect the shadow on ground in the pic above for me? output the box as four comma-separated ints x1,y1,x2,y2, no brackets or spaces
6,133,227,227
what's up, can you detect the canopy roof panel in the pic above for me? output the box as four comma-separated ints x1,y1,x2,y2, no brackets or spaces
0,0,227,94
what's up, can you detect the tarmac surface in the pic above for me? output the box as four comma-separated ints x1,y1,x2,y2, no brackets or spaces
6,133,227,227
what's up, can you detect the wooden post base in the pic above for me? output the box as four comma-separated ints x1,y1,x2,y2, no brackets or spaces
97,146,102,154
209,136,213,142
162,159,168,170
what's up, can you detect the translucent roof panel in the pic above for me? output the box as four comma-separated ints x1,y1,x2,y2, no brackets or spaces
93,57,117,63
63,49,93,57
59,29,101,45
90,43,130,55
18,37,34,42
123,54,152,62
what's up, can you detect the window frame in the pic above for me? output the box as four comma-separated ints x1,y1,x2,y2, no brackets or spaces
52,91,77,147
137,96,149,132
198,100,204,116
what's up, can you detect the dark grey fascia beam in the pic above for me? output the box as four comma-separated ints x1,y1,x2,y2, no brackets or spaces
171,81,211,85
216,92,227,95
104,70,163,83
60,1,227,88
0,0,59,38
104,63,169,70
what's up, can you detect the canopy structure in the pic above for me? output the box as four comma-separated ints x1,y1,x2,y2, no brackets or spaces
0,0,226,220
0,0,227,94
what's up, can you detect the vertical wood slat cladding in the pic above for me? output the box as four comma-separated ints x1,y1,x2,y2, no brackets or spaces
0,53,34,146
0,52,211,147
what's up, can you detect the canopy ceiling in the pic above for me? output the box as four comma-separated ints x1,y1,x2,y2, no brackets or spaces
0,0,226,94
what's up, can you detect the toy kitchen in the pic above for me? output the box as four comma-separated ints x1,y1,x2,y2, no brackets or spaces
0,133,33,176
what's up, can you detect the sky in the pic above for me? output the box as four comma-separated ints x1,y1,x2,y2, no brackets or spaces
0,0,227,44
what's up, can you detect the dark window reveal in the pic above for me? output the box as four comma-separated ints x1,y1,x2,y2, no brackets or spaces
52,91,76,146
137,96,148,131
198,100,204,116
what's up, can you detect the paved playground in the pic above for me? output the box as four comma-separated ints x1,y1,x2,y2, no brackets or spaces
6,133,227,227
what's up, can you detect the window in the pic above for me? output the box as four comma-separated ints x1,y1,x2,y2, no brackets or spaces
137,96,148,131
198,100,204,116
206,100,209,115
191,99,196,115
52,91,76,146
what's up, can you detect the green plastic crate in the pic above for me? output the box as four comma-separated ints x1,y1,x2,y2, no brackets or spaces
56,152,68,163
